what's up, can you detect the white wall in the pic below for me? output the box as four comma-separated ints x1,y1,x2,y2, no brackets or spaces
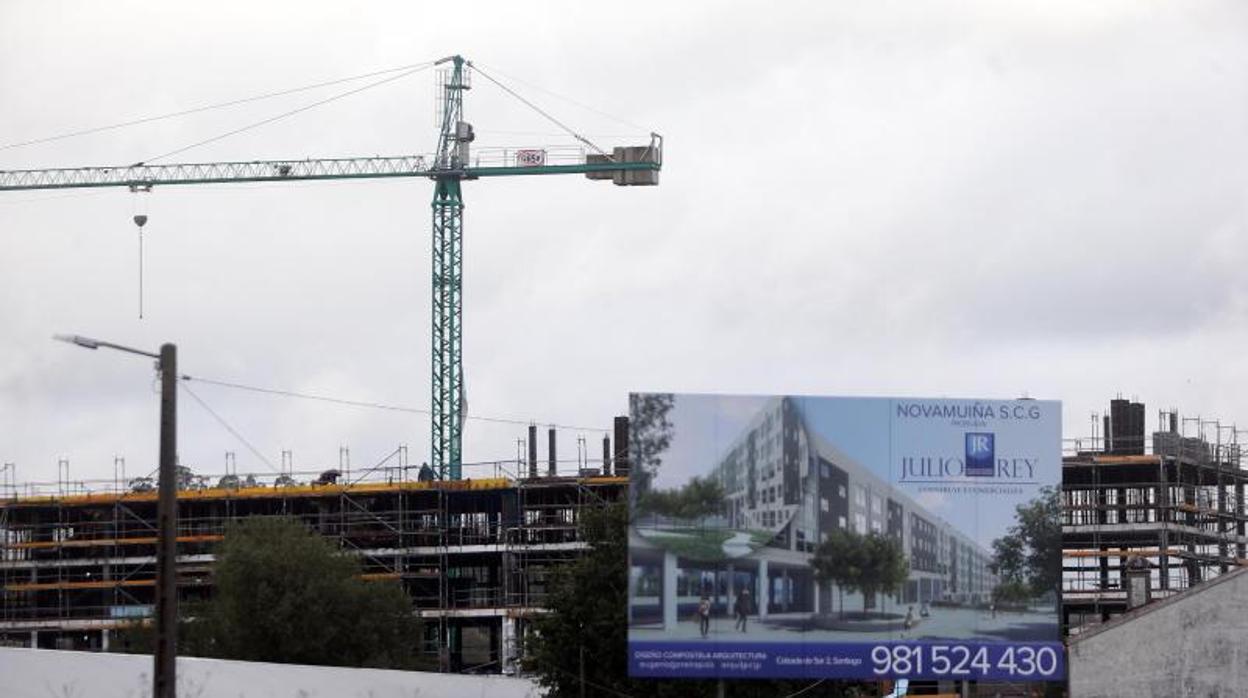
0,648,543,698
1069,567,1248,697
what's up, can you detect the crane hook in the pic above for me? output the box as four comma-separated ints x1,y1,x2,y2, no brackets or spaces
130,185,152,319
133,214,147,319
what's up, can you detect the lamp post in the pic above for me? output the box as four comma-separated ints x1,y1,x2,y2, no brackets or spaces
54,334,178,698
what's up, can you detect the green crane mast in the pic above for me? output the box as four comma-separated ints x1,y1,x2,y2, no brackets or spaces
0,54,662,480
431,56,469,479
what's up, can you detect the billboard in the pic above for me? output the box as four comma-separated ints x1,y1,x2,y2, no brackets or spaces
627,394,1063,681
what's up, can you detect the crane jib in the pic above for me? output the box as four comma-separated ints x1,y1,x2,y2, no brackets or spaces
0,158,660,191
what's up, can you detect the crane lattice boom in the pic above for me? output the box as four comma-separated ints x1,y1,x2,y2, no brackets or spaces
0,148,659,191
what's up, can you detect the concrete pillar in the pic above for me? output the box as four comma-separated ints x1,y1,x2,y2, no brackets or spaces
500,617,517,674
813,578,821,615
102,628,110,652
758,559,769,619
726,564,735,610
662,551,678,631
29,631,37,648
1237,481,1246,561
1158,462,1171,590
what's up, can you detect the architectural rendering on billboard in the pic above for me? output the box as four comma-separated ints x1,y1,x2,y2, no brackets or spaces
628,394,1063,681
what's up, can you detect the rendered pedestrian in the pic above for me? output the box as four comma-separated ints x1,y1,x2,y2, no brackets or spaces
697,595,711,638
733,588,752,632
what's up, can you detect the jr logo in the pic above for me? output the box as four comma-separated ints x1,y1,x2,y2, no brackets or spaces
965,432,995,477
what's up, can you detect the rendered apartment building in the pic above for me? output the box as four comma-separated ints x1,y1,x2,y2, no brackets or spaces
710,397,996,608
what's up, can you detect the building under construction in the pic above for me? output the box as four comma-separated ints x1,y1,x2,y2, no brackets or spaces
1062,398,1247,635
0,420,630,674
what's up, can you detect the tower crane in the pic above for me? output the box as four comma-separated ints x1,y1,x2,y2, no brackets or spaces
0,55,662,480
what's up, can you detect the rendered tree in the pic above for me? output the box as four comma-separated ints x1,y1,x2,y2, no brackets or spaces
990,535,1027,585
637,475,724,522
992,579,1033,605
812,527,863,618
628,393,675,498
989,486,1062,604
813,528,909,615
1017,486,1063,599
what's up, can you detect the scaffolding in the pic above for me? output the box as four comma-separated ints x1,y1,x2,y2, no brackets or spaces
1062,400,1247,635
0,438,627,673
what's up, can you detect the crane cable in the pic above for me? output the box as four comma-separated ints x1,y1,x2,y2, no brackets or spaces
469,62,614,159
131,190,149,319
142,62,436,164
0,60,437,153
470,60,652,136
179,381,282,473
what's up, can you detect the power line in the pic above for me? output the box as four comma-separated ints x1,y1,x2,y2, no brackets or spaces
143,63,435,163
0,60,436,153
179,381,280,473
179,374,609,433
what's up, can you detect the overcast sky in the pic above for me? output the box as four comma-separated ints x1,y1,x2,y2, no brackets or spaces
2,1,1246,489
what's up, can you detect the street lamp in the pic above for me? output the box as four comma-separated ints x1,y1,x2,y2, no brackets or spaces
54,334,178,698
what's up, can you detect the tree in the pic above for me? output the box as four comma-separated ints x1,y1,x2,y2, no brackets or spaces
118,516,426,669
526,501,869,698
989,486,1062,602
812,528,909,615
